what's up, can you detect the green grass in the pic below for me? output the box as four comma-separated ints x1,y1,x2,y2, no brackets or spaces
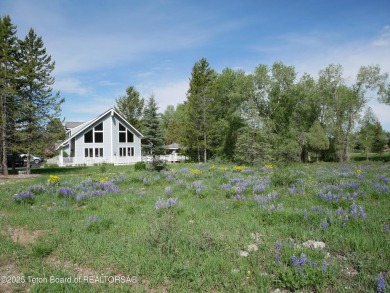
0,162,389,292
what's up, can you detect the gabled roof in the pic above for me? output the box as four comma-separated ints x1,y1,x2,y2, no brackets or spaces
57,108,143,149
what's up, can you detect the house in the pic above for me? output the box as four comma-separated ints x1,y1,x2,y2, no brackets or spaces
56,108,143,166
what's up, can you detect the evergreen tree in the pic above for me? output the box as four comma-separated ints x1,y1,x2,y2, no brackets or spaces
115,86,144,132
142,95,164,158
0,15,19,175
186,58,216,163
18,28,63,174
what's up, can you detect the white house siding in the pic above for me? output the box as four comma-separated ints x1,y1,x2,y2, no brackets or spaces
111,115,142,164
58,109,143,166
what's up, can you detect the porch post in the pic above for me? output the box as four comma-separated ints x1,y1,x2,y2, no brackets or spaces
59,149,64,166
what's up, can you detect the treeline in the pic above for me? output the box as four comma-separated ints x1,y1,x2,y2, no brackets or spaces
118,58,390,164
0,16,64,175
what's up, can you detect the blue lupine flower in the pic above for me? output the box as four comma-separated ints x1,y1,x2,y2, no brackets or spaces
165,186,173,195
384,223,389,233
322,260,327,273
29,185,45,193
320,218,329,230
299,253,307,267
377,273,385,293
303,209,308,219
58,187,77,198
275,253,281,262
86,215,98,228
13,191,35,203
232,194,246,201
275,240,282,250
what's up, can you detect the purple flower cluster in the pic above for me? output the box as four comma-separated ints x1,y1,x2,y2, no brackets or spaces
232,194,246,201
13,191,35,203
253,191,279,207
86,214,98,228
275,240,282,262
191,180,204,194
164,186,173,195
155,198,180,212
28,185,45,194
58,187,77,198
377,273,386,293
98,182,120,193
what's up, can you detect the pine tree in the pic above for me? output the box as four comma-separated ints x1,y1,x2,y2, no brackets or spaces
142,95,164,158
17,28,64,174
186,58,216,163
115,86,144,131
0,15,19,175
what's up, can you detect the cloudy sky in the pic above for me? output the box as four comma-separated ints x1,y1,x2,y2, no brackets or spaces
2,0,390,130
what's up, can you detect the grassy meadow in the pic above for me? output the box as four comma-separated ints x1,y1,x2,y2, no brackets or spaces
0,162,389,292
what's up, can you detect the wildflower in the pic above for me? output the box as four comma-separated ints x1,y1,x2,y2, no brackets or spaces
384,223,389,233
377,273,385,293
322,260,327,273
320,218,329,230
29,185,45,194
303,209,308,219
350,202,358,218
164,186,173,195
86,215,98,228
76,193,91,203
253,183,266,193
290,255,299,269
275,240,282,251
13,191,35,204
155,198,167,212
58,187,76,198
264,164,273,169
166,198,178,207
275,253,281,262
356,169,362,174
190,169,202,176
232,165,244,172
221,183,232,189
232,194,246,201
48,175,60,185
299,253,307,267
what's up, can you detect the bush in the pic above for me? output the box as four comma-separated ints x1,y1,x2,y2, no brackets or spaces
134,161,146,171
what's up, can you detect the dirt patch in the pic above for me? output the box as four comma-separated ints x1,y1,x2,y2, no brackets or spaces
0,260,29,293
0,174,40,185
46,256,99,280
8,227,47,246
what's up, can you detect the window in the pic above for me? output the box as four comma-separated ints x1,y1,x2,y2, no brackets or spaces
85,148,103,157
119,147,134,157
84,130,93,143
94,123,103,143
119,123,134,143
84,122,103,143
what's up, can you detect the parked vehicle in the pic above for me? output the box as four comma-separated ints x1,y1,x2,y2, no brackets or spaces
20,154,43,164
7,153,25,168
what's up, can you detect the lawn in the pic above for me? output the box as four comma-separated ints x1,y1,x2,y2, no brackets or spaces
0,162,389,292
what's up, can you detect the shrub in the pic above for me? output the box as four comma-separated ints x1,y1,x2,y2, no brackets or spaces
135,161,146,171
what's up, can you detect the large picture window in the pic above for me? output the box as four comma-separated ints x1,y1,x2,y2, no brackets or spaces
84,122,104,143
119,123,134,143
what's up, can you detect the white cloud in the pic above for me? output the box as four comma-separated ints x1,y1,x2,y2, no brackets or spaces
54,78,89,95
372,25,390,47
139,79,189,112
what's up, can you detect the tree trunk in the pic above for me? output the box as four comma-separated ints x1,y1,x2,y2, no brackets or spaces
1,96,8,175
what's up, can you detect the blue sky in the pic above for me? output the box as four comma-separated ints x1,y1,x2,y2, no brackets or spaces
2,0,390,130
